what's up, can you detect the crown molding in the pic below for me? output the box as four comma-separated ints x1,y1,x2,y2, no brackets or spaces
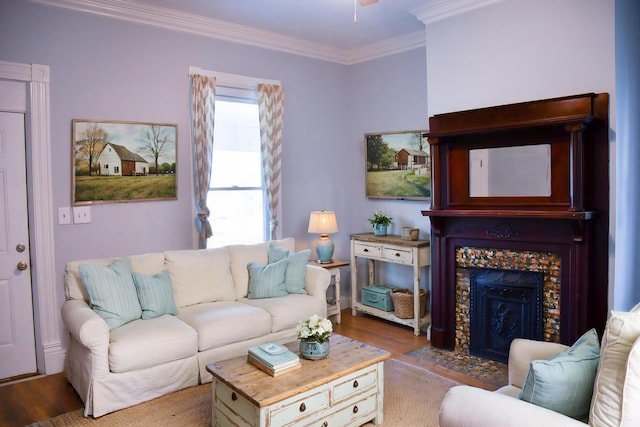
31,0,427,64
411,0,505,25
345,31,426,65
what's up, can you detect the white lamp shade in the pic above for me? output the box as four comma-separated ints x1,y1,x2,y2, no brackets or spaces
308,211,339,235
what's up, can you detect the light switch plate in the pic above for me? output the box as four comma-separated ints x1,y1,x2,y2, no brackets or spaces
58,207,72,225
73,206,91,224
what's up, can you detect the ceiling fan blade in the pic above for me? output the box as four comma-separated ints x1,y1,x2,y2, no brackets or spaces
358,0,379,6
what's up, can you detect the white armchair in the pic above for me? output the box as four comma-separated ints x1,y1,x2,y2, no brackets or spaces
439,304,640,427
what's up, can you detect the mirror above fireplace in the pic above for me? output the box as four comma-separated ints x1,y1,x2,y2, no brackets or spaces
469,144,551,198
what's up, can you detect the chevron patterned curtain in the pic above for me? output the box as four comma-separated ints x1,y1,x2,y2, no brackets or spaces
257,83,284,241
191,74,216,248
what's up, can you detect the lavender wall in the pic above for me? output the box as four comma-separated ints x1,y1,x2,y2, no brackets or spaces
0,0,428,356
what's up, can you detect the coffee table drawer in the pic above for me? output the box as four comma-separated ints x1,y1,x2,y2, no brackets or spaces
332,366,377,403
215,381,255,425
321,392,377,427
271,389,329,426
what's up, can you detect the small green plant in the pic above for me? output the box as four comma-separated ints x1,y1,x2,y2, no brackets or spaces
369,209,392,227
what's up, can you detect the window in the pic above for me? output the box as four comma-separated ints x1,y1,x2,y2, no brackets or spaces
207,91,266,248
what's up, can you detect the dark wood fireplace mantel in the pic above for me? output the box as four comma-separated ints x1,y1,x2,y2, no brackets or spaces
422,93,610,350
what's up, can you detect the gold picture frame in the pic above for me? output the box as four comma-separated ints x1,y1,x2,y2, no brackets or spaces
72,119,177,205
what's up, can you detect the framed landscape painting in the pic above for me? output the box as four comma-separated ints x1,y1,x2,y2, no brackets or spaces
72,119,177,205
365,130,431,200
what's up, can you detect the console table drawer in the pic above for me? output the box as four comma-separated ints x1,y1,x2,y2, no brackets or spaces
382,246,413,264
332,366,377,403
353,242,382,258
271,389,329,426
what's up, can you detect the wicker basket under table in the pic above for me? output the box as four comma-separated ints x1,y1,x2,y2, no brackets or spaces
391,288,428,319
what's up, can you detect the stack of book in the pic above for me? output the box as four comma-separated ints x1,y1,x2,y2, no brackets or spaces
247,343,301,377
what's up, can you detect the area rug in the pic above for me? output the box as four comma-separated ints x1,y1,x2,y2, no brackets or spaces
404,345,508,389
29,359,459,427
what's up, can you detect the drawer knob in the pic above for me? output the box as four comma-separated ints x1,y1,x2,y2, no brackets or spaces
231,392,237,401
353,380,359,388
363,248,369,252
322,423,328,427
353,405,359,414
299,402,306,412
395,252,400,257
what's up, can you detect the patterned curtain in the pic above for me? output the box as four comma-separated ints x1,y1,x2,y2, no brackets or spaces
258,83,284,241
191,74,216,248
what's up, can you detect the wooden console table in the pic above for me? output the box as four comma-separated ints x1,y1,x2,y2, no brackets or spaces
350,233,430,336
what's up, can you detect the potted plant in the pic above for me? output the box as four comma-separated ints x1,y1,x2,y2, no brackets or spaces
296,314,333,360
369,209,392,236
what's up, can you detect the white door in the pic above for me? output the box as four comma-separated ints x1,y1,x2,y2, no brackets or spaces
0,111,37,379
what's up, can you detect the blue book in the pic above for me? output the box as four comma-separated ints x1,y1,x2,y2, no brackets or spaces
248,344,299,370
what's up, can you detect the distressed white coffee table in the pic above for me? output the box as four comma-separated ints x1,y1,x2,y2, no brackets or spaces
206,334,390,427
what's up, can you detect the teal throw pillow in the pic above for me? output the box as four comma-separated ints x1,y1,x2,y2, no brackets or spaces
247,258,288,299
519,328,600,421
132,270,177,320
79,258,142,330
268,244,310,294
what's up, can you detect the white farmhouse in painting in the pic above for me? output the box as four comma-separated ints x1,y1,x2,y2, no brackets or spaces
97,142,149,176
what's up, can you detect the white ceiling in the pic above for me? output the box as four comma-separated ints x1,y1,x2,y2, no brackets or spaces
33,0,501,64
135,0,428,49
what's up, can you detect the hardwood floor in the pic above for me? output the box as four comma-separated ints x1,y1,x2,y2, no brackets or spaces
0,310,495,426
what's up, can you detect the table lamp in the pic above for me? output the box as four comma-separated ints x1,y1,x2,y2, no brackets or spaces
308,211,339,264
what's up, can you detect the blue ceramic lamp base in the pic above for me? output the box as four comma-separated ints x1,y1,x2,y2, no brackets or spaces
315,235,334,264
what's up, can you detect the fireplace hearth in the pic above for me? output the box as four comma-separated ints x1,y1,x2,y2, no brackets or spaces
469,268,543,363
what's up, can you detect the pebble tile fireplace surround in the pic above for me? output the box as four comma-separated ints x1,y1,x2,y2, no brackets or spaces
423,93,610,350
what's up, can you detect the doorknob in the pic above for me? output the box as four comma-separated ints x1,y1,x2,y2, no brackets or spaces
16,243,26,253
17,261,28,271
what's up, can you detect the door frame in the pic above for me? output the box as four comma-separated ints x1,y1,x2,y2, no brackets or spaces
0,61,63,374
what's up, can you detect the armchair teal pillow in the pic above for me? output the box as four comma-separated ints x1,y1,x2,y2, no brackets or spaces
247,258,288,299
268,244,310,294
79,258,142,330
132,270,177,319
519,328,600,421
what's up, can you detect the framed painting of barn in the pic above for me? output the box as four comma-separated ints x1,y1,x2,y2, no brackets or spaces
365,130,431,200
72,119,177,205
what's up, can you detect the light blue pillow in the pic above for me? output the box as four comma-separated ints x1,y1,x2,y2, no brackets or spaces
247,258,288,299
79,258,142,330
519,328,600,421
268,244,310,294
132,270,177,320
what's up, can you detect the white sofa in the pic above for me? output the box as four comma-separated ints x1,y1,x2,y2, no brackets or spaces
439,303,640,427
62,238,331,417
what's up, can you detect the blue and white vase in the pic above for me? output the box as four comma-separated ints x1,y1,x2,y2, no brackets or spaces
299,339,330,360
374,224,388,236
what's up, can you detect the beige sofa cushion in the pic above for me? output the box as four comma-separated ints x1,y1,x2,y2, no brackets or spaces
241,293,327,332
590,303,640,426
622,336,640,425
177,301,271,351
109,314,198,373
227,238,295,299
164,248,235,308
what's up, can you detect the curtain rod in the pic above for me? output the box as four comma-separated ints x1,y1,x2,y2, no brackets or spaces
188,66,281,87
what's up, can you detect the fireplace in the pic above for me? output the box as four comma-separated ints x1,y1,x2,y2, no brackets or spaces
422,93,610,350
468,267,544,363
